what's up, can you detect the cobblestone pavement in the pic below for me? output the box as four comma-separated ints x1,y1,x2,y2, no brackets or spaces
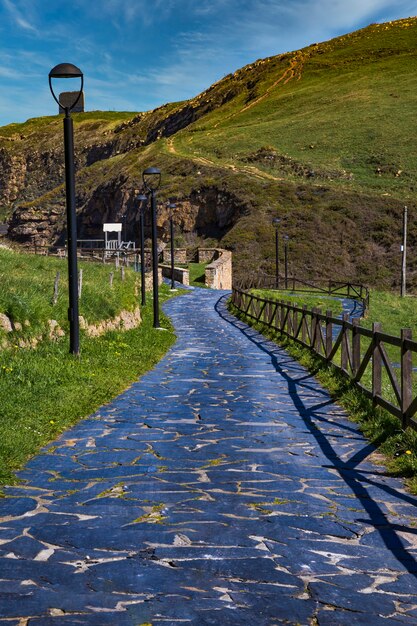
1,289,417,625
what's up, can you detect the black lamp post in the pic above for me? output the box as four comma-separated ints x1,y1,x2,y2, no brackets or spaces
49,63,84,356
283,235,289,289
272,217,281,289
168,202,177,290
142,167,161,328
137,194,148,306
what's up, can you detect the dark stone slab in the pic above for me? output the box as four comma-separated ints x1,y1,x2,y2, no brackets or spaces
309,579,396,615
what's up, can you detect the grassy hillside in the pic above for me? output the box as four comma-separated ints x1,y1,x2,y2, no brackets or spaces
1,17,417,289
171,19,417,198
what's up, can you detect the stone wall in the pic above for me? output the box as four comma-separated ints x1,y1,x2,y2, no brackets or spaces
144,268,163,291
161,248,187,264
160,264,190,286
198,248,232,290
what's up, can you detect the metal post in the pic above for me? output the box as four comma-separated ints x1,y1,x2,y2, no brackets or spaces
170,215,175,290
401,205,407,298
284,239,288,290
275,229,279,289
150,189,160,328
140,211,146,306
63,110,80,355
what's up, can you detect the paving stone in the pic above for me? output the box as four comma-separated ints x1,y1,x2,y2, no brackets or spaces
309,579,396,615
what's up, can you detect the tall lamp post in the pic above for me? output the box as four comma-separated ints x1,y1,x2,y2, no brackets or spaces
137,194,148,306
142,167,161,328
168,202,177,290
48,63,84,356
284,235,289,290
272,217,281,289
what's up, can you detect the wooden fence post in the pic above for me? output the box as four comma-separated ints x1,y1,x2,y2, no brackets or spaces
401,328,413,429
293,307,298,340
372,322,382,402
315,308,322,353
280,301,286,334
311,307,317,350
287,301,293,336
341,313,349,371
352,318,361,376
78,269,83,299
52,271,60,305
109,272,114,288
302,305,307,344
121,266,125,282
326,310,333,359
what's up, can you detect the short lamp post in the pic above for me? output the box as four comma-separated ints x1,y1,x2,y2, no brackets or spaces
272,217,281,289
48,63,84,356
283,235,289,290
401,205,408,298
137,194,148,306
168,202,177,290
142,167,162,328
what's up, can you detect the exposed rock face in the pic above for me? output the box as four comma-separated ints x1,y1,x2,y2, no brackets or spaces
0,149,27,205
161,187,247,240
8,198,65,246
7,171,245,248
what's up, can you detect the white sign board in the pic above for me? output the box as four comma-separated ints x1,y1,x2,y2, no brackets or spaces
103,223,122,232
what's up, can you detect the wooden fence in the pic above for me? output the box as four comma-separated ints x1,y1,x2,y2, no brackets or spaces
231,287,417,431
235,272,370,311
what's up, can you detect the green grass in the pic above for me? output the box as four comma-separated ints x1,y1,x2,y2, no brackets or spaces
0,247,140,342
228,298,417,494
0,248,178,486
364,291,417,335
189,262,207,286
251,288,344,315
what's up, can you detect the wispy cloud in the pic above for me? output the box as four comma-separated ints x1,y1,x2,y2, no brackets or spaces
1,0,38,33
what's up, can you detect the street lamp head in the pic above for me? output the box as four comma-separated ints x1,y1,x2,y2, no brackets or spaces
137,193,148,216
272,217,281,227
49,63,83,78
167,202,176,212
49,63,84,114
142,167,161,192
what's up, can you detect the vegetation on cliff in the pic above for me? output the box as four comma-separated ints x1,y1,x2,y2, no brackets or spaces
0,17,416,289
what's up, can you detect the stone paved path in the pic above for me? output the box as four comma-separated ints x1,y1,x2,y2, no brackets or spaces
1,289,417,625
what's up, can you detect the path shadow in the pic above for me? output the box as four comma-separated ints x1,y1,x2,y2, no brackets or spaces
215,294,417,576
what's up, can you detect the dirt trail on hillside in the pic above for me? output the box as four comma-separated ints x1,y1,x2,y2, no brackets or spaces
213,51,306,129
166,137,283,182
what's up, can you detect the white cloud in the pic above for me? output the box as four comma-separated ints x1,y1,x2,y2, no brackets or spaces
1,0,38,33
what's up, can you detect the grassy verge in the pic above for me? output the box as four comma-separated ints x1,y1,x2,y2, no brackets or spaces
0,285,177,486
228,300,417,494
0,247,180,486
364,290,417,334
251,288,344,315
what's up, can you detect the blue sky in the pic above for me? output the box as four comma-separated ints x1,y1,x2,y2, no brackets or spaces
0,0,415,127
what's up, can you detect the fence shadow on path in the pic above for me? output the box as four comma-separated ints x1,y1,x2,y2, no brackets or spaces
215,293,417,578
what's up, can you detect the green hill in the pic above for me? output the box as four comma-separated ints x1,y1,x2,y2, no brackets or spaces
1,16,416,288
